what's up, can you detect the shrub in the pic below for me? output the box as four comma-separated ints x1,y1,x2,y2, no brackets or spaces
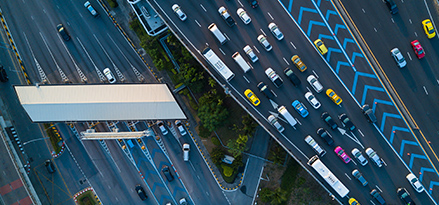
211,137,220,146
259,188,273,202
210,147,225,164
106,0,118,8
198,124,211,138
281,159,301,192
222,164,233,177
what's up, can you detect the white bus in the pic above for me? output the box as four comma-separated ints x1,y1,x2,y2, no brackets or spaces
307,155,349,198
202,47,235,81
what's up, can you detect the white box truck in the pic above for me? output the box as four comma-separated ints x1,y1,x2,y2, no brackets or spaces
208,23,228,45
277,105,297,127
232,52,252,73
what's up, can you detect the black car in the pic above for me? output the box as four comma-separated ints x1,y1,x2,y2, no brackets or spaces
397,188,415,205
162,165,174,182
257,82,274,99
57,24,71,41
247,0,259,8
283,67,301,87
362,104,377,123
370,189,386,205
316,128,334,146
45,159,55,174
0,66,8,82
385,0,398,14
321,112,337,129
135,184,148,201
338,113,355,131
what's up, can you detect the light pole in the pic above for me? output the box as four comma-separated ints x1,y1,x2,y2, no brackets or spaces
23,137,49,146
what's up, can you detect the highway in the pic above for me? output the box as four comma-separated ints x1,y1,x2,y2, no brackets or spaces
150,0,439,204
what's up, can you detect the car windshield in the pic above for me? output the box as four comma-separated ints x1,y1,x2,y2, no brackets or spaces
316,41,322,46
337,150,344,155
354,152,360,157
295,104,301,109
369,151,376,158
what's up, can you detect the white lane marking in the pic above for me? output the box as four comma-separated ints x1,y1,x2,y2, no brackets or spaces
219,48,225,56
376,185,383,193
283,57,290,65
243,76,250,83
221,191,232,205
195,20,201,27
437,79,439,85
313,70,319,78
423,86,428,95
260,29,266,36
374,28,377,32
414,32,418,37
358,129,365,137
200,4,207,12
345,173,351,180
271,90,277,98
238,0,243,7
409,19,412,24
362,8,365,13
290,41,296,49
267,12,274,20
407,52,412,61
253,45,260,54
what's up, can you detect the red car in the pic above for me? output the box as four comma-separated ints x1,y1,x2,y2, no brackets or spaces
411,40,425,59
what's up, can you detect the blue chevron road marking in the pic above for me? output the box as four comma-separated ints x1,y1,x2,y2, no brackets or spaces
389,126,410,144
341,38,354,49
334,24,347,35
380,112,401,131
150,148,163,159
372,99,393,108
352,72,377,95
428,180,439,194
287,0,293,12
172,186,187,196
408,153,426,168
317,33,333,41
159,195,173,204
299,7,318,26
334,60,350,74
350,52,364,64
420,167,436,182
151,181,166,192
325,10,337,21
306,20,325,36
361,85,384,105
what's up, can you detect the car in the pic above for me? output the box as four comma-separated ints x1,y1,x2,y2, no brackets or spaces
385,0,398,14
265,68,283,88
268,115,285,133
291,55,307,72
257,82,274,99
317,128,334,146
352,169,368,186
161,165,174,182
257,35,272,51
183,143,190,161
172,4,187,21
422,19,436,39
244,89,260,106
390,48,407,68
351,148,368,166
103,68,116,83
243,45,258,63
314,39,328,55
326,89,342,105
57,24,70,41
349,198,360,205
45,159,55,173
304,92,321,109
397,188,415,205
338,113,355,131
135,185,147,200
406,173,424,193
411,40,425,59
0,65,8,82
218,6,235,27
157,121,168,135
175,120,187,135
334,146,351,164
306,75,323,93
268,22,284,40
283,67,301,87
365,147,383,167
84,1,98,17
362,104,377,123
237,8,251,24
179,197,188,205
321,112,337,129
247,0,259,8
370,189,386,205
292,100,309,118
304,135,326,157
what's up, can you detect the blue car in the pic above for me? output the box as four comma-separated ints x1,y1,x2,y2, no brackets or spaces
292,100,309,118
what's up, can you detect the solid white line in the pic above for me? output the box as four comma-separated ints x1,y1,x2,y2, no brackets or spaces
219,48,225,56
358,129,364,137
283,57,289,65
195,20,201,28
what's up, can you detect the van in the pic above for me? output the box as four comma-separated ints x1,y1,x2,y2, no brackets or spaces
277,105,297,127
208,23,228,45
304,135,326,157
232,52,252,73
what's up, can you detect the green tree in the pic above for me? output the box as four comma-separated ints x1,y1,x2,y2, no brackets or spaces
208,77,216,87
179,64,205,93
210,147,225,164
197,92,229,132
259,188,273,202
241,114,257,136
226,134,248,158
270,188,288,205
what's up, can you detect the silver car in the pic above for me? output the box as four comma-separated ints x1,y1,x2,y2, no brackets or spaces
237,8,251,24
257,34,272,51
268,115,284,133
351,148,368,166
365,147,383,167
172,4,187,21
268,22,284,40
391,48,406,68
304,92,321,109
243,45,258,63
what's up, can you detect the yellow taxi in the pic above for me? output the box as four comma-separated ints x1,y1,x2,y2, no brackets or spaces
244,89,260,106
326,89,342,105
291,55,307,72
422,19,436,39
314,39,328,55
349,197,360,205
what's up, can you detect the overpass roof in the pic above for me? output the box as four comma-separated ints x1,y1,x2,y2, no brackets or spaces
14,84,186,122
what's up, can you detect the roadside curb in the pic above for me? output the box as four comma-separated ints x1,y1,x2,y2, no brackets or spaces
73,187,101,204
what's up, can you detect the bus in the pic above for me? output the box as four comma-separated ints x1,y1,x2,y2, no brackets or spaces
307,155,349,198
202,47,235,81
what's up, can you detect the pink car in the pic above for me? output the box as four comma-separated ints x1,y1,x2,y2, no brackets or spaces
334,146,351,164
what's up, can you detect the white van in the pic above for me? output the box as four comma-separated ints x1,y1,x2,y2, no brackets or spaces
103,68,116,83
232,52,252,73
277,105,297,127
208,23,228,45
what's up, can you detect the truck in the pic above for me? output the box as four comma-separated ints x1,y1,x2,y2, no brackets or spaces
277,105,297,127
202,47,235,81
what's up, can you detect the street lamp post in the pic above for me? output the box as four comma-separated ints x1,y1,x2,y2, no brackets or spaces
22,137,49,146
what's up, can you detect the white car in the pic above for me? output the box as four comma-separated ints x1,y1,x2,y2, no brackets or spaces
365,147,383,167
175,120,186,135
243,45,258,63
172,4,187,21
84,1,98,17
103,68,116,83
351,148,368,166
179,197,188,205
307,75,323,93
257,34,272,51
157,121,168,135
237,8,251,24
268,115,284,133
265,68,283,88
391,48,406,68
182,143,190,161
304,135,326,157
406,173,424,193
268,22,284,40
304,92,321,109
